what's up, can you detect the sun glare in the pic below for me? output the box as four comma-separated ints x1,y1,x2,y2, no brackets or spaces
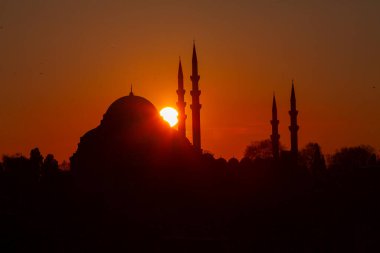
160,107,178,127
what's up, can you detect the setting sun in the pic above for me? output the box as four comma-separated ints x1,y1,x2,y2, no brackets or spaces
160,107,178,127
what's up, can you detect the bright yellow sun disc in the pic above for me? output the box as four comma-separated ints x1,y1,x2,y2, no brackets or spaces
160,107,178,127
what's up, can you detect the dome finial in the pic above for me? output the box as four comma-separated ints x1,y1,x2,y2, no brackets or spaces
129,83,134,96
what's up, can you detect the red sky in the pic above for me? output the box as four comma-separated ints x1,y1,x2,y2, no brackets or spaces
0,0,379,162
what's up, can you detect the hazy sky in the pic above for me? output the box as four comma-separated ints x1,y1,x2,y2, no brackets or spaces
0,0,379,161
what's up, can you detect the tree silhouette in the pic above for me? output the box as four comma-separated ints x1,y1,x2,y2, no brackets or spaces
244,139,284,160
30,147,43,178
300,142,326,174
368,153,377,166
228,157,239,168
42,154,59,178
59,160,70,171
328,145,375,170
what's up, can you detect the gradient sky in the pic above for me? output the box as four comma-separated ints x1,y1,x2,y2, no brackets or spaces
0,0,379,162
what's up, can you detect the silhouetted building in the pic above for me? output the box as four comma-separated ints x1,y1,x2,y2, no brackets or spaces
70,91,198,191
176,58,187,137
289,80,299,156
271,94,280,160
190,43,202,152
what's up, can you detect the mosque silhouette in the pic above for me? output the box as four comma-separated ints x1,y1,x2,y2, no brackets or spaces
2,44,379,253
70,43,301,190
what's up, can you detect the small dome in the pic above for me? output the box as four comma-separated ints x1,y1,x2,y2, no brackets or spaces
101,93,159,128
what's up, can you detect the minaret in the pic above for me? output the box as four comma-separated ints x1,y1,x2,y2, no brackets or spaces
190,43,202,152
289,80,299,156
271,94,280,160
176,58,187,137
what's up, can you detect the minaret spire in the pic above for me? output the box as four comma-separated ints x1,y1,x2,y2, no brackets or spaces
129,84,134,96
192,42,198,78
291,80,296,110
176,58,187,137
289,80,299,156
271,94,280,160
190,42,202,152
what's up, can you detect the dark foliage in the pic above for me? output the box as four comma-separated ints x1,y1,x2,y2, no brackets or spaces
0,146,379,252
244,139,285,160
328,145,376,170
300,142,326,174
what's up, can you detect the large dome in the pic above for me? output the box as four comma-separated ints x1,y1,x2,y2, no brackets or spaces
101,92,159,128
71,92,200,193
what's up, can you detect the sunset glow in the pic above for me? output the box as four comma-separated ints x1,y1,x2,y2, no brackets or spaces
160,107,178,127
0,1,379,162
1,1,379,250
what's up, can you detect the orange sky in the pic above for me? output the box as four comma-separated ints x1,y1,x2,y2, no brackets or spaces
0,0,379,162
